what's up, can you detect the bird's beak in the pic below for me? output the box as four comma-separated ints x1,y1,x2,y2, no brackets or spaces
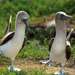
60,15,72,21
23,19,31,33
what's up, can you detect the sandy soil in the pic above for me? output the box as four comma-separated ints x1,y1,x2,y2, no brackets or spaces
0,59,75,75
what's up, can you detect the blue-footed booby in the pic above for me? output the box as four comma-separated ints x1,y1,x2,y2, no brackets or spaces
0,11,31,71
40,12,72,75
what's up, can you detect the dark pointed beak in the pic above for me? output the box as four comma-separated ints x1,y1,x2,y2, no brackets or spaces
63,15,72,19
60,15,72,21
23,19,31,33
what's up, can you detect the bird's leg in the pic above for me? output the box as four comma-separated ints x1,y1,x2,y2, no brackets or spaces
10,60,14,71
9,60,21,71
54,66,66,75
59,66,63,74
0,51,3,56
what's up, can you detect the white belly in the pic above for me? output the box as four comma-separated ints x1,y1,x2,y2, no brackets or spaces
50,52,66,66
50,37,66,66
0,38,24,60
51,43,66,56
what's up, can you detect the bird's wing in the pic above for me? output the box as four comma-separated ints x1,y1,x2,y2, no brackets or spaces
66,28,72,60
4,15,12,36
66,28,73,41
0,32,14,46
66,41,71,60
0,31,26,50
49,38,54,52
20,37,27,50
0,15,26,50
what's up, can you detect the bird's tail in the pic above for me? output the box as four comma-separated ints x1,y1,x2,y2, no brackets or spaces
66,28,73,41
4,15,12,36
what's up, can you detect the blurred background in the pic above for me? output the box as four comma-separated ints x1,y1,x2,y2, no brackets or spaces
0,0,75,27
0,0,75,38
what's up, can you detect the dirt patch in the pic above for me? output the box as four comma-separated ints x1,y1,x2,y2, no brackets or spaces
0,59,75,75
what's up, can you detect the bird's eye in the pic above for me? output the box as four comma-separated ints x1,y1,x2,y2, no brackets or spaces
61,14,64,17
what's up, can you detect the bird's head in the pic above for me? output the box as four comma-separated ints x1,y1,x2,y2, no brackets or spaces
55,12,72,21
16,11,31,33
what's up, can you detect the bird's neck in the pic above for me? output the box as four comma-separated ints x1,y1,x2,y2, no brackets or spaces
51,19,66,55
13,21,25,40
55,20,66,40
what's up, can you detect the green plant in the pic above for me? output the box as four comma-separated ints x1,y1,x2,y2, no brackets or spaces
0,68,54,75
17,39,50,60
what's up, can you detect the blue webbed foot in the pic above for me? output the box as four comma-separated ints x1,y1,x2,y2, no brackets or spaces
46,60,52,66
1,53,3,56
8,60,21,71
8,67,21,71
0,51,3,56
54,71,66,75
10,66,14,71
40,60,52,66
54,66,66,75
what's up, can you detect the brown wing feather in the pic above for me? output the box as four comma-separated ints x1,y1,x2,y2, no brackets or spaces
66,41,71,60
0,31,26,51
4,15,12,36
49,38,54,52
0,32,14,46
20,38,27,50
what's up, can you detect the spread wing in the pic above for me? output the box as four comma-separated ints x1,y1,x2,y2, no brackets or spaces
49,38,54,52
4,15,12,36
0,15,12,45
66,41,71,60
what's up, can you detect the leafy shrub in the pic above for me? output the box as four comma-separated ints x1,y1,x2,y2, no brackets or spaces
0,0,75,25
17,39,50,60
26,27,55,44
0,0,75,37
